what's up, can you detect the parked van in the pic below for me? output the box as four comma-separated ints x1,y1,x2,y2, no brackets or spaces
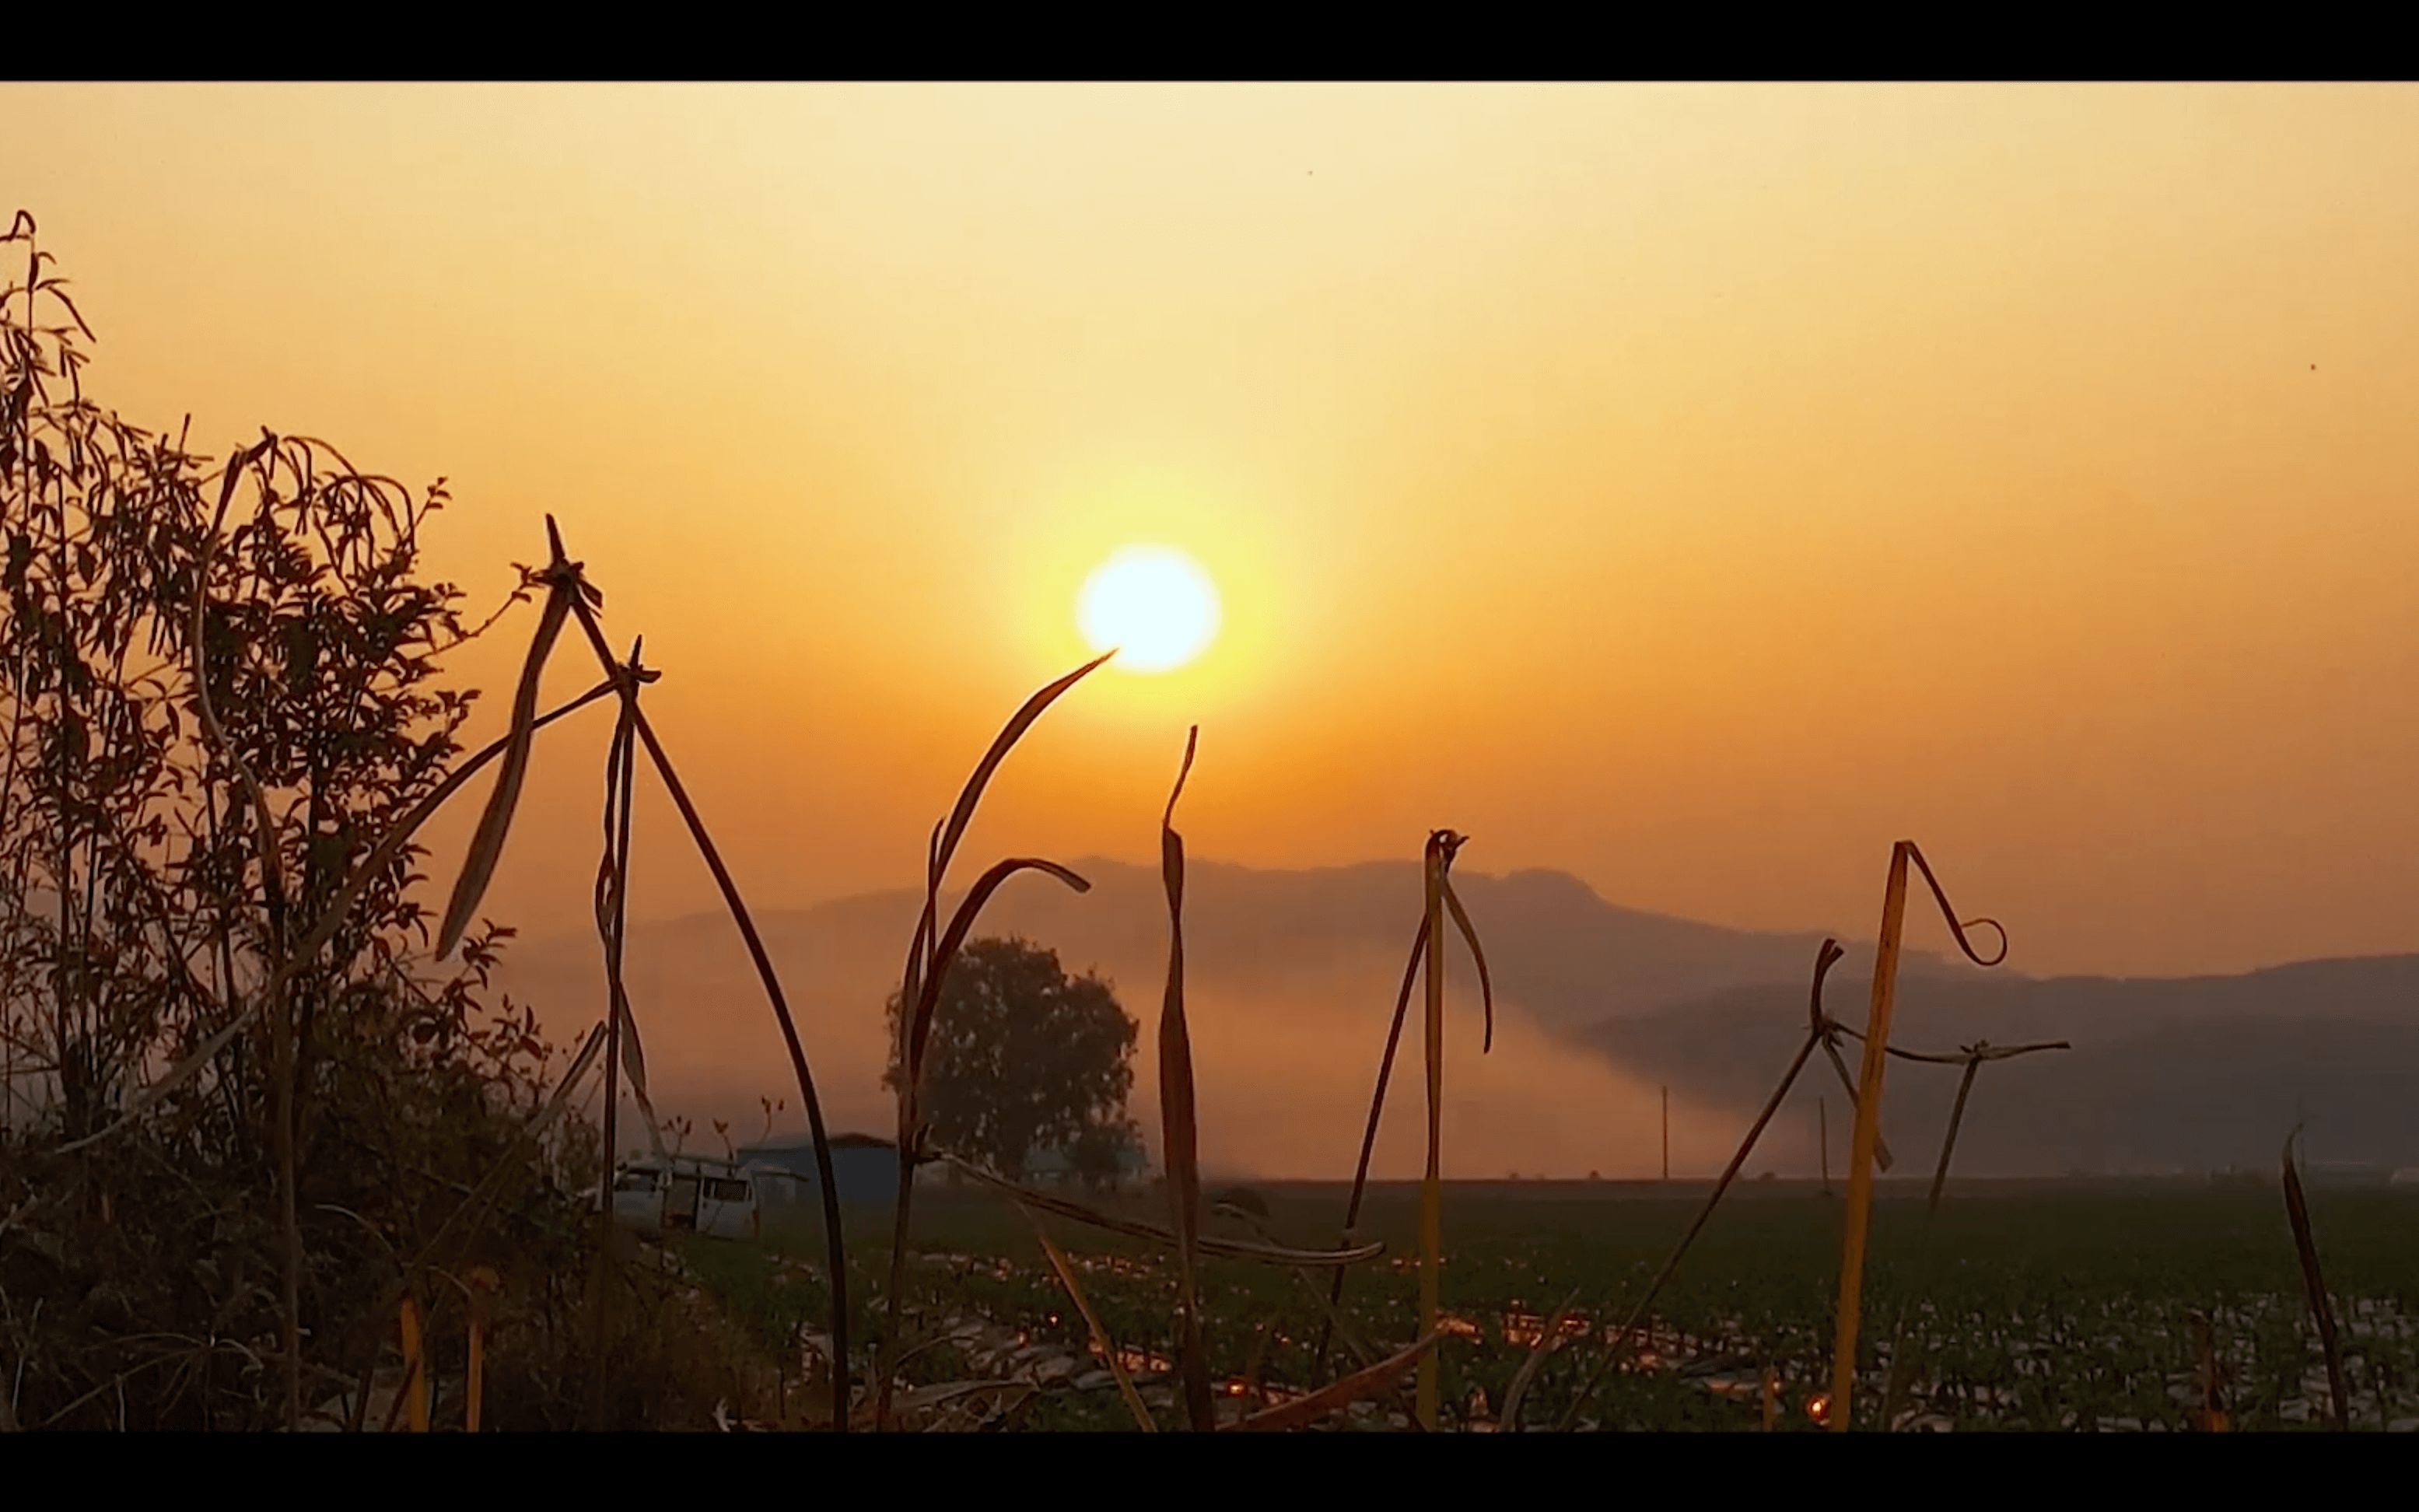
603,1157,760,1242
608,1164,667,1234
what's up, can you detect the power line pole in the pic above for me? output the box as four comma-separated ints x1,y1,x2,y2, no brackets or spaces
1661,1085,1670,1181
1819,1095,1832,1195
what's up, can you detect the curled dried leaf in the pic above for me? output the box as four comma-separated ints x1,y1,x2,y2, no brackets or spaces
901,653,1114,1030
1904,841,2009,967
876,655,1110,1432
437,578,572,958
1440,877,1493,1053
901,858,1091,1139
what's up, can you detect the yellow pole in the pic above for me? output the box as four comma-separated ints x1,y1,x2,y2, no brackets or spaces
400,1293,430,1433
1414,833,1447,1431
1829,841,1910,1430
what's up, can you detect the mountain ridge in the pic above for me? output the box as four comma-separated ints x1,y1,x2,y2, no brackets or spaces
491,856,2419,1178
581,854,1976,1031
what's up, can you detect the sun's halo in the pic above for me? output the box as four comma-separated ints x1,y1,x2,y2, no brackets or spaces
1076,547,1220,673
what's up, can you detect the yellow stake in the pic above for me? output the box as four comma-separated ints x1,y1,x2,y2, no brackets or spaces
400,1293,430,1433
1829,842,1910,1430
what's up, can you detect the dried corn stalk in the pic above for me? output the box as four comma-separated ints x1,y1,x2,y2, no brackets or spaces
2281,1129,2352,1430
1827,841,2005,1432
874,653,1108,1430
1159,728,1215,1430
1414,828,1466,1430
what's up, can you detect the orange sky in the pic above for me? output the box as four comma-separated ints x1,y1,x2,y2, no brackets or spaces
10,82,2419,978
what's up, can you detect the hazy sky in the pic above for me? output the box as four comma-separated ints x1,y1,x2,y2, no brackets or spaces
11,82,2419,978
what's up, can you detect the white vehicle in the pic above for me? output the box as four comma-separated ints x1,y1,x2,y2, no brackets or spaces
604,1157,760,1243
609,1164,667,1234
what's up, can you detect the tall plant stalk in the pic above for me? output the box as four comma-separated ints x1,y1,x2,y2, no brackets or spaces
189,439,305,1429
586,639,642,1429
874,653,1108,1429
1414,828,1461,1430
1535,939,1844,1432
1313,837,1490,1399
2282,1129,2353,1430
1157,728,1213,1429
551,551,855,1433
1828,841,2005,1431
1311,924,1427,1376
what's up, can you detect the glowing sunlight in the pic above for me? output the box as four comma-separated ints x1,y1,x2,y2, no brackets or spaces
1076,545,1221,673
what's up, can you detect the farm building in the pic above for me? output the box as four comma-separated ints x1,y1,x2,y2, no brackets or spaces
736,1132,901,1207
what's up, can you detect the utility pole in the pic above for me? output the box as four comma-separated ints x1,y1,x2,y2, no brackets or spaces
1819,1096,1832,1195
1661,1086,1670,1181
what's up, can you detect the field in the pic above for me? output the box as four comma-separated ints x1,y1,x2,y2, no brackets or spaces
670,1178,2419,1432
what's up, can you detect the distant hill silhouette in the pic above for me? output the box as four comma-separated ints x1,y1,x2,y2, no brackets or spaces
714,856,1968,1028
1588,956,2419,1174
492,858,2417,1178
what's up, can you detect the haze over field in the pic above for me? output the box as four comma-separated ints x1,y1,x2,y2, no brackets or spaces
495,859,2419,1179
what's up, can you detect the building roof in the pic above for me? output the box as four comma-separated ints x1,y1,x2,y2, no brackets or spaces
624,1153,743,1175
737,1132,896,1160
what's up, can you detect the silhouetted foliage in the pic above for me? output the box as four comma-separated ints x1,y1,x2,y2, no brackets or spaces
0,209,709,1429
883,936,1139,1185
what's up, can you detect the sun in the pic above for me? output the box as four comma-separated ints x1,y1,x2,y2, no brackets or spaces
1076,546,1220,673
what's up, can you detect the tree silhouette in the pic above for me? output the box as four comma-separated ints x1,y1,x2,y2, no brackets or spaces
884,936,1139,1184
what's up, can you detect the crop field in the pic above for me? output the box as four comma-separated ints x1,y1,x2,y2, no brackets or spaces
673,1179,2419,1432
